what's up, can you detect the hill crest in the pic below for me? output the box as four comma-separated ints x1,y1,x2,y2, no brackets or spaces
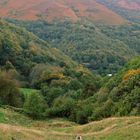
0,0,126,25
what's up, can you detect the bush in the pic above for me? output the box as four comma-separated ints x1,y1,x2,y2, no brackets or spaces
91,99,114,121
41,85,64,106
75,103,93,124
46,96,76,119
23,92,48,119
0,71,24,107
76,111,88,124
53,96,76,117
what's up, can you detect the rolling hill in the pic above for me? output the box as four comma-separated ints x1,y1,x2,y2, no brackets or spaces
97,0,140,23
116,0,140,10
0,108,140,140
0,0,126,25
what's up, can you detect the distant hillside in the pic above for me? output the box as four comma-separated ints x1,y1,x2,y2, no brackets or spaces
0,0,126,25
0,19,76,78
117,0,140,10
97,0,140,23
96,23,140,55
9,20,136,75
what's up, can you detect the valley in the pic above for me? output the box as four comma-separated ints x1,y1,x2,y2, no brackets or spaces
0,0,140,140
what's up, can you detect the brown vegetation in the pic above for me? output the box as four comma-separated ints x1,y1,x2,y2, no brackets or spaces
0,0,126,24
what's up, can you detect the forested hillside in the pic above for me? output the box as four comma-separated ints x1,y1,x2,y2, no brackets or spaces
41,56,140,124
71,57,140,123
8,20,137,75
0,20,101,121
0,19,81,88
97,23,140,53
101,57,140,117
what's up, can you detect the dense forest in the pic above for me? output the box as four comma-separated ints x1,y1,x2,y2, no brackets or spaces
0,20,140,125
97,23,140,53
0,20,101,122
44,56,140,124
0,0,140,139
7,19,138,75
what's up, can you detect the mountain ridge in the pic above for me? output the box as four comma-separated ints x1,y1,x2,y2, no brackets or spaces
97,0,140,23
0,0,126,25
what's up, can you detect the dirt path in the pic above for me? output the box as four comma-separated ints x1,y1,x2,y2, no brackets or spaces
0,117,140,140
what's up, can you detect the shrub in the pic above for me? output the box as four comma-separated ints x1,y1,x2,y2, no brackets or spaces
72,102,93,124
91,99,114,121
23,92,48,119
53,96,76,117
46,96,76,119
0,71,24,107
41,85,64,106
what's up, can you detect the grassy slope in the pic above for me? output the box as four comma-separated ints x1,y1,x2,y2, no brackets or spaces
0,108,140,140
0,0,126,25
97,0,140,23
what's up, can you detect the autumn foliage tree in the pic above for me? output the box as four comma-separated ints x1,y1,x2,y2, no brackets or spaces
0,71,24,107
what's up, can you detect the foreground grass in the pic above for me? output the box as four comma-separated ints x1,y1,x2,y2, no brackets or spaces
0,108,140,140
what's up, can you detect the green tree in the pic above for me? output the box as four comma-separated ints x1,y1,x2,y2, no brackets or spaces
0,71,23,107
53,96,76,117
23,92,48,119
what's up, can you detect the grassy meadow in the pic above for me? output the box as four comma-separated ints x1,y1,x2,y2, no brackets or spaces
0,108,139,140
